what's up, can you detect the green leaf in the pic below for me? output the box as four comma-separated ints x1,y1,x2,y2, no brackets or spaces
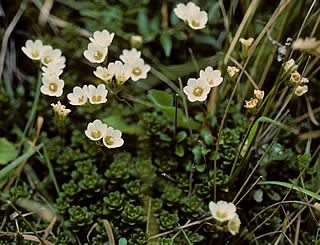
259,180,320,201
119,238,127,245
0,144,43,180
247,116,298,151
103,115,143,135
160,32,172,57
175,144,184,157
148,89,200,130
0,138,18,165
137,8,149,35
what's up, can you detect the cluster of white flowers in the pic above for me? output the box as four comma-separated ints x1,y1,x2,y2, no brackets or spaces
51,101,71,119
85,119,124,149
209,201,241,235
21,39,66,97
183,66,223,102
174,2,208,30
67,84,108,105
94,48,151,85
282,59,309,96
244,89,264,110
84,30,114,63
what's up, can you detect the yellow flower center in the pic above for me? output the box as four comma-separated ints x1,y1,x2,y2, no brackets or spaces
94,50,104,61
92,95,102,102
31,50,40,58
132,67,142,76
229,220,239,232
90,130,101,139
216,210,228,219
191,19,200,27
48,83,58,92
117,74,127,83
193,87,203,97
78,96,84,103
43,56,52,64
104,136,114,145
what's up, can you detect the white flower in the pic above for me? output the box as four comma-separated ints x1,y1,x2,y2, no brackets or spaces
129,58,151,81
199,66,223,87
239,37,254,48
51,101,71,118
131,35,143,47
87,84,108,104
94,66,114,82
283,59,297,73
295,85,308,96
244,98,258,109
254,89,264,100
120,48,141,65
183,78,211,102
174,2,200,22
186,10,208,30
103,127,124,149
301,77,309,84
227,66,240,79
67,85,88,105
85,119,107,141
21,39,46,60
40,75,64,97
84,43,108,63
42,63,64,78
89,30,114,48
228,214,241,235
292,37,320,51
290,71,301,85
209,201,237,223
109,61,132,84
41,46,63,66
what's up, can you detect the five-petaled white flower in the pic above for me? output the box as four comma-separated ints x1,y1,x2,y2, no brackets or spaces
89,30,114,48
295,85,308,96
120,48,141,65
186,10,208,30
254,89,264,100
199,66,223,87
209,201,237,223
87,84,108,104
228,214,241,235
174,2,207,30
21,39,46,60
109,61,132,84
239,38,254,48
41,46,64,67
283,59,297,73
94,66,114,82
42,62,64,78
290,71,301,85
174,2,200,22
51,101,71,118
183,78,211,102
103,126,124,149
244,98,258,109
84,43,108,63
227,66,240,79
129,58,151,81
85,119,108,141
40,75,64,97
67,85,89,105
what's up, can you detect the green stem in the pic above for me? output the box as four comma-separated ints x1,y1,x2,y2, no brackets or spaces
21,66,42,143
43,145,61,195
